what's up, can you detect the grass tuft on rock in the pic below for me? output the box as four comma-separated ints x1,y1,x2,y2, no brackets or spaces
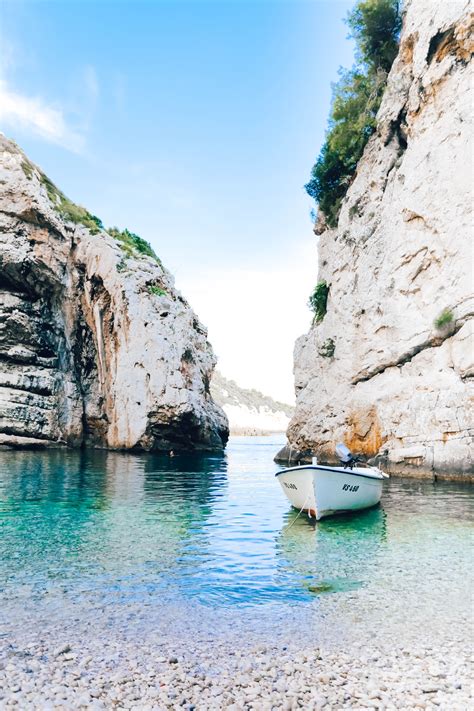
318,338,336,358
109,227,161,264
434,308,454,330
148,284,168,297
39,172,104,234
21,160,34,180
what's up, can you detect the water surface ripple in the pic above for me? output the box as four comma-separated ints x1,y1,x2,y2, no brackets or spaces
0,436,472,647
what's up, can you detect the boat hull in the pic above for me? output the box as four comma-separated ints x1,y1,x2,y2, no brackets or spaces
276,465,384,521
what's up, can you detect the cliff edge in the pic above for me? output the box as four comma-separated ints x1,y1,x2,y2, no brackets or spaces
0,136,228,451
282,0,473,480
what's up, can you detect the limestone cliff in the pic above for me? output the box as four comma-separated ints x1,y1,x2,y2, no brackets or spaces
282,0,473,480
0,135,228,451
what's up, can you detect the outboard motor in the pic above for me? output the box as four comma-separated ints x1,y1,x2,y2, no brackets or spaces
336,443,361,470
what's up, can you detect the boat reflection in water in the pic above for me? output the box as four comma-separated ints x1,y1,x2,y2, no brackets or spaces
275,505,387,598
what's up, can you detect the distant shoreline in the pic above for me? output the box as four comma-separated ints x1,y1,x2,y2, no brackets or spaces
229,428,286,437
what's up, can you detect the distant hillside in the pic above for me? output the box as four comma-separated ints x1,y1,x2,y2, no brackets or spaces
211,372,294,435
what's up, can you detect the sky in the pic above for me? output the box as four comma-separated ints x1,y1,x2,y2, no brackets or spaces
0,0,355,403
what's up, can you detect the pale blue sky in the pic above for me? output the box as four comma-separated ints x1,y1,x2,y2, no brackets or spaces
1,0,355,402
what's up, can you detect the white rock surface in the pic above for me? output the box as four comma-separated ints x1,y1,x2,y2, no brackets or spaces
0,135,228,450
286,0,474,480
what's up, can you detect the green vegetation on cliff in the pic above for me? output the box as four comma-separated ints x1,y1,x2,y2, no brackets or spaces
308,280,329,323
318,337,336,358
39,171,104,234
148,284,168,297
434,308,454,330
305,0,402,227
34,163,160,264
108,227,161,263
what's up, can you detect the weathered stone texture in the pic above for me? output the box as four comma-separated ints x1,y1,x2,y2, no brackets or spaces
0,136,228,451
286,0,473,480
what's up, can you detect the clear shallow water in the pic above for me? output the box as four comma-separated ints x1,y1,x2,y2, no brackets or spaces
0,436,473,645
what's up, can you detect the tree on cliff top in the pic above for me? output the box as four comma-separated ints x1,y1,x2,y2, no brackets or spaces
305,0,402,227
348,0,401,73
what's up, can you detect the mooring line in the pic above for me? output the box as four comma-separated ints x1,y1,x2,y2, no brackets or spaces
285,494,311,530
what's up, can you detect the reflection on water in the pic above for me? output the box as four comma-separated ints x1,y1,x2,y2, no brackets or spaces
0,436,472,626
0,448,228,607
276,506,387,595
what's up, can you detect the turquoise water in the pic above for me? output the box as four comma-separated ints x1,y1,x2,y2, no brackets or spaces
0,436,473,644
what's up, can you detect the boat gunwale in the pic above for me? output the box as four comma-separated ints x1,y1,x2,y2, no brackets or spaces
275,464,384,482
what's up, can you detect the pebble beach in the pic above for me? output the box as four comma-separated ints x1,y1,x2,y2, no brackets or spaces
1,632,471,710
1,581,472,711
1,444,472,710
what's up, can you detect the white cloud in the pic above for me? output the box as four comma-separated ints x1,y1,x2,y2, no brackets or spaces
0,80,85,153
177,240,318,404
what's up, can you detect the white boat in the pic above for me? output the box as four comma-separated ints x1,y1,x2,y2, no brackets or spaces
276,443,388,521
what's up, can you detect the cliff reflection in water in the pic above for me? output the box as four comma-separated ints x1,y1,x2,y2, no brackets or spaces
0,448,228,606
1,437,472,617
276,506,387,597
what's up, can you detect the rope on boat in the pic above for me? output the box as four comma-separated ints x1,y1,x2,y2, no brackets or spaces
286,494,312,530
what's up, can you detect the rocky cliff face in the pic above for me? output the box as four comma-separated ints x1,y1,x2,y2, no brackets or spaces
0,136,228,451
283,0,473,480
211,371,293,435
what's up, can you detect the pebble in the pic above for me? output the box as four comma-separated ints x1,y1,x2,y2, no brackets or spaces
0,635,471,710
53,644,72,657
